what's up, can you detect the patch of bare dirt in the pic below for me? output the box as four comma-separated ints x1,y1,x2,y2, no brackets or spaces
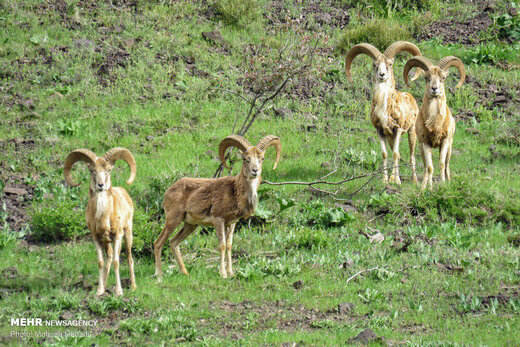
481,286,520,306
415,11,493,46
94,48,131,86
265,0,351,29
206,300,362,338
461,75,520,119
0,138,43,232
347,328,399,345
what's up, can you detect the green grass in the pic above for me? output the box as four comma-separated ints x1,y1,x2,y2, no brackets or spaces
1,0,520,345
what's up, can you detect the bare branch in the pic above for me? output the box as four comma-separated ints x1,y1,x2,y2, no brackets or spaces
346,267,380,284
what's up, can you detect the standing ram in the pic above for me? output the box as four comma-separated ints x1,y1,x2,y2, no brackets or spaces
64,148,137,296
153,135,281,280
403,56,465,189
345,41,422,184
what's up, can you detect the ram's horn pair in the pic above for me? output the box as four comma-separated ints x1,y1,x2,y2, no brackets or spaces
219,135,282,170
345,41,422,81
403,56,466,88
64,148,136,187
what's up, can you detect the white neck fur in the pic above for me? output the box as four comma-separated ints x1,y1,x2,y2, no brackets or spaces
425,95,447,130
373,79,392,125
247,177,260,209
94,190,109,220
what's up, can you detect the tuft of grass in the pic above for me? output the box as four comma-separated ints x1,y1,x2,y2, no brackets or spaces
212,0,260,27
337,18,412,53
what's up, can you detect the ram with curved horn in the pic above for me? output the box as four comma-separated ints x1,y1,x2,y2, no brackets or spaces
154,135,282,279
345,41,423,185
403,55,465,189
64,147,137,296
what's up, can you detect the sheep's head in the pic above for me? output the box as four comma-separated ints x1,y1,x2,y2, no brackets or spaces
403,56,465,98
345,41,422,84
64,148,136,192
219,135,282,180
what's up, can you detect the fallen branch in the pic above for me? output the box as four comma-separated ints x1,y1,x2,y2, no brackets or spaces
346,265,421,284
346,267,380,283
262,168,386,187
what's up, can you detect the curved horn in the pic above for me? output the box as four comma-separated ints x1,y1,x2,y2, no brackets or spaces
403,56,433,87
438,56,466,88
345,43,381,82
384,41,422,80
64,149,98,187
103,147,137,185
256,135,282,170
218,135,252,170
383,41,421,59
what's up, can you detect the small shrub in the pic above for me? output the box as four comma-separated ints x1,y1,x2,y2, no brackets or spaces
132,208,161,256
120,311,199,341
462,43,517,65
29,200,87,242
337,18,412,54
213,0,259,27
285,229,331,250
237,256,301,279
292,200,354,228
56,119,85,136
494,9,520,41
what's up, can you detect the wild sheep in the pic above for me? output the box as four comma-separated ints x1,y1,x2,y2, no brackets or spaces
64,148,137,296
153,135,281,280
345,41,422,184
403,56,465,189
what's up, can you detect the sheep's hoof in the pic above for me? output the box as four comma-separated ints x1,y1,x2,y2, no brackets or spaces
115,289,123,296
219,269,228,279
130,284,137,291
226,269,235,277
152,273,163,283
96,289,105,297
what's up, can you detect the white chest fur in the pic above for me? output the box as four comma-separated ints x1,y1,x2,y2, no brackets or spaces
373,81,391,126
247,177,260,209
94,191,109,221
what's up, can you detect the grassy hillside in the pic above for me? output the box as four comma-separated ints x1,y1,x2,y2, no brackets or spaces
1,0,520,345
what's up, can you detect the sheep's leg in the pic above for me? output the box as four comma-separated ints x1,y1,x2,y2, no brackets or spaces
215,220,227,278
169,223,197,276
225,224,236,277
94,236,106,296
408,125,418,184
153,213,183,280
445,138,453,181
123,227,136,291
103,243,113,291
439,138,450,183
377,129,388,183
389,129,403,185
113,233,123,296
421,143,434,190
